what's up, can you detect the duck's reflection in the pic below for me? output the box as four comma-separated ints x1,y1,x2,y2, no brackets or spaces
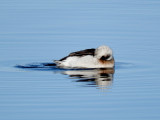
61,68,114,89
16,63,114,89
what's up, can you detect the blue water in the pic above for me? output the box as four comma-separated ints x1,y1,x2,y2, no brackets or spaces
0,0,160,120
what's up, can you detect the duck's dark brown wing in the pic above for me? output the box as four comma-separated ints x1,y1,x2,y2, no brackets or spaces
69,48,95,56
59,48,95,61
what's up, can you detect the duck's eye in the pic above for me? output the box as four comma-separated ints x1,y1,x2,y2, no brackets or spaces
100,55,111,60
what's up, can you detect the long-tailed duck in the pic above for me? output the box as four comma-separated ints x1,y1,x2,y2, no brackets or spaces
54,45,114,68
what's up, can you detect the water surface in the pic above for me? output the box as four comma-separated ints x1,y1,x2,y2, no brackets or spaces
0,0,160,120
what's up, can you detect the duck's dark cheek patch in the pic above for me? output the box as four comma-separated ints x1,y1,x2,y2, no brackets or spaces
100,55,111,60
100,56,106,60
106,55,111,60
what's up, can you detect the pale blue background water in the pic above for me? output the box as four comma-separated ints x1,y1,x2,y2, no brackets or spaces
0,0,160,120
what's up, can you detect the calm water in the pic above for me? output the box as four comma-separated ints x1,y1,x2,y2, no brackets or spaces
0,0,160,120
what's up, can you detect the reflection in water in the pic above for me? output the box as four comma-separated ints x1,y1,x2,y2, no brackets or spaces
62,68,114,89
15,63,115,89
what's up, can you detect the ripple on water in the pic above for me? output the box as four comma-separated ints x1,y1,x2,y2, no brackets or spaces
13,61,135,89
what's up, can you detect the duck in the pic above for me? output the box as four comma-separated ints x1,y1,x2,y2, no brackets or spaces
54,45,114,68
